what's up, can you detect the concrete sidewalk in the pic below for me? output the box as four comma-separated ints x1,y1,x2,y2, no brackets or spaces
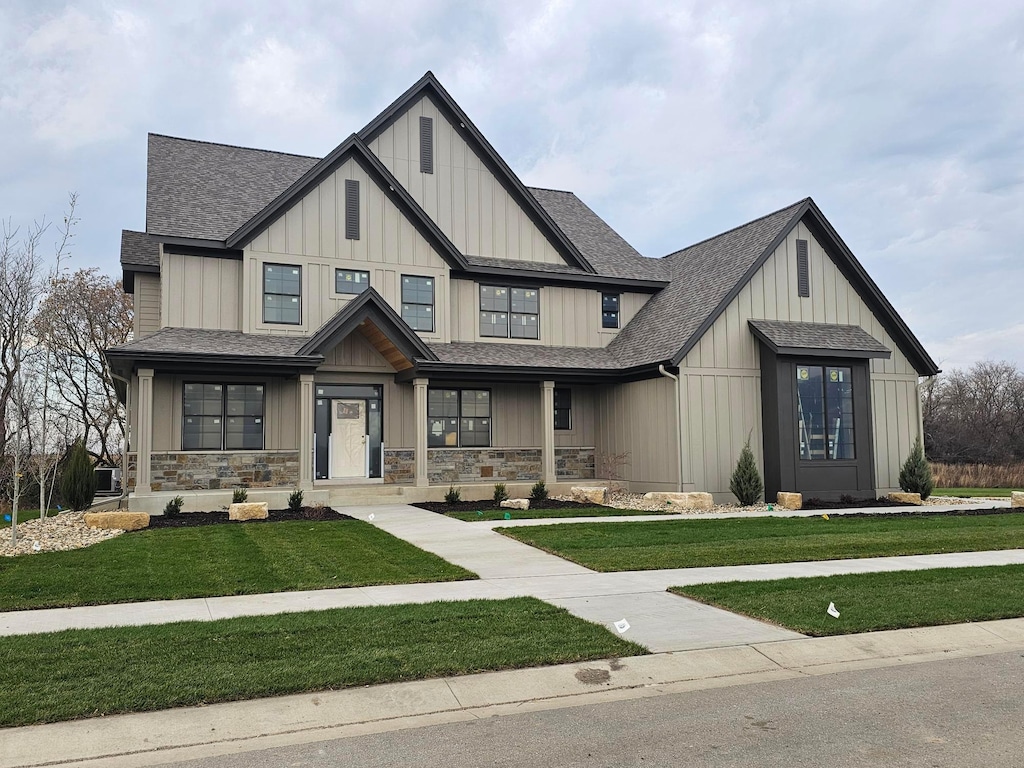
3,618,1022,768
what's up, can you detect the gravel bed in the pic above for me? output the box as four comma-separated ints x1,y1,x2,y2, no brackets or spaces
0,512,124,558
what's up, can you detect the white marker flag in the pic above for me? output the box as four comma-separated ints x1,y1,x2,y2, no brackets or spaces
367,513,375,521
614,619,630,633
826,602,840,618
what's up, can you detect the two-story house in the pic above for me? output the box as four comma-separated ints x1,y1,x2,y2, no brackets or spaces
107,72,939,512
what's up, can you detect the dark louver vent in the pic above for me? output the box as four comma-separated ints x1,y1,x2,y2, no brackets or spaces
419,116,433,174
796,239,810,297
345,179,359,240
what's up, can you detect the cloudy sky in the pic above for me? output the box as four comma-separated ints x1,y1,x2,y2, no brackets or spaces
1,0,1022,371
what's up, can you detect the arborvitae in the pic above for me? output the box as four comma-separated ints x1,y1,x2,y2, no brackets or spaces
729,439,764,506
899,437,934,499
60,440,97,512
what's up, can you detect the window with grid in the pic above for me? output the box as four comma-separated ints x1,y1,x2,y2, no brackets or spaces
401,275,434,331
335,269,370,295
263,264,301,325
554,388,572,430
602,293,620,329
480,285,539,339
183,383,264,450
427,389,490,447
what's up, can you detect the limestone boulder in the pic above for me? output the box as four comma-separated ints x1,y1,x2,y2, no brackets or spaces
229,502,269,521
887,492,923,506
642,491,714,510
500,498,530,510
776,492,803,510
83,511,150,531
571,486,609,505
1012,491,1024,508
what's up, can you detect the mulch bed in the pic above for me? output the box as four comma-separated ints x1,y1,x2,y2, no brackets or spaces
413,499,592,514
801,497,905,510
145,507,354,529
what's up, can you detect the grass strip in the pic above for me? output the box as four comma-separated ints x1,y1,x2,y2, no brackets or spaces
931,487,1018,497
0,520,475,611
446,507,675,522
672,564,1024,636
0,597,646,728
498,512,1024,571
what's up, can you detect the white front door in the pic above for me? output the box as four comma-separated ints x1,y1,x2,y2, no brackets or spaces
331,399,367,478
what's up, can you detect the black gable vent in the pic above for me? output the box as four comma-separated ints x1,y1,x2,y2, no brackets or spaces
796,239,810,298
345,179,360,240
419,116,433,174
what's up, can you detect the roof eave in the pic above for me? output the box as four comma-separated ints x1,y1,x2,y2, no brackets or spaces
450,265,668,292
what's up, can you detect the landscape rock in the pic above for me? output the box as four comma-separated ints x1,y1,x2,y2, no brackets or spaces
776,492,803,510
83,511,150,531
887,492,923,506
500,498,530,510
571,486,609,505
642,491,715,510
1011,491,1024,508
1,512,124,557
229,502,269,521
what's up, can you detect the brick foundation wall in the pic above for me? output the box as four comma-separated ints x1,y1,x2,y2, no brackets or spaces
384,449,415,484
556,447,595,480
130,451,301,492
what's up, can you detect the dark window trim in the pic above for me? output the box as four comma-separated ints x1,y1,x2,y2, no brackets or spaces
182,382,266,451
554,387,572,430
335,268,370,295
479,283,540,339
427,387,492,448
401,273,435,333
262,262,302,326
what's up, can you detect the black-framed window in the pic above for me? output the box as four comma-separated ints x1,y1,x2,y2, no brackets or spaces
554,388,572,430
263,263,301,325
428,388,490,447
336,269,370,295
602,293,620,329
796,365,854,461
183,383,264,451
480,285,539,339
401,275,434,332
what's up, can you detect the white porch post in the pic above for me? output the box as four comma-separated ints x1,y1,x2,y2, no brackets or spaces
298,374,315,490
136,368,154,493
541,380,557,485
414,378,429,487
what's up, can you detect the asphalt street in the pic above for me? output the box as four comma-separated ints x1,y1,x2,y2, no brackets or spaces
162,650,1024,768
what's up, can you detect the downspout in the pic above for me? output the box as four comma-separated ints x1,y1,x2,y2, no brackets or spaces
109,370,132,508
658,364,684,493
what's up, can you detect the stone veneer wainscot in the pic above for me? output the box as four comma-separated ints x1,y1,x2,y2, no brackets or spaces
127,451,301,492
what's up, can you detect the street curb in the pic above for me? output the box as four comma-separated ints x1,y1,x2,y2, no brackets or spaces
4,618,1023,768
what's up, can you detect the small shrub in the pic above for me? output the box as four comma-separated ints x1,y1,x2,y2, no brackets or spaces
530,481,548,501
288,488,304,512
60,439,98,512
232,487,248,504
899,437,934,499
301,503,330,520
729,438,764,506
445,485,462,504
163,495,184,517
493,483,509,503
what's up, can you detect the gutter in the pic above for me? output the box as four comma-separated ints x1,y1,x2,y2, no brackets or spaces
658,364,684,493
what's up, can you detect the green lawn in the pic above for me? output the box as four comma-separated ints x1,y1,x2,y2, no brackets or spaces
0,520,475,611
0,597,646,727
932,487,1018,498
673,564,1024,636
446,506,671,522
498,512,1024,571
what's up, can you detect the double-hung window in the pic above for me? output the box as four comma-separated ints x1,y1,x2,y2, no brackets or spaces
336,269,369,295
427,389,491,447
602,293,620,329
263,264,301,325
479,285,539,339
183,383,264,451
401,275,434,331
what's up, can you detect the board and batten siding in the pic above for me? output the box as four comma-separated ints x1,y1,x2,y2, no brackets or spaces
449,279,649,347
161,253,241,331
133,273,161,338
368,94,566,266
679,222,921,496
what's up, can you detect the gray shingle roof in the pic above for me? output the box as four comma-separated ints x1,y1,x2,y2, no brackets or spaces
748,319,890,355
463,254,590,276
428,342,620,369
608,200,808,367
121,230,159,268
109,327,315,359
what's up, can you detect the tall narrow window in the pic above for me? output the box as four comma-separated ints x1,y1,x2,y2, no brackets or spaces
335,269,369,294
479,285,539,339
419,116,434,174
479,286,509,338
345,179,360,240
602,293,620,329
796,365,854,460
401,275,434,332
183,383,264,451
554,388,572,430
263,264,301,325
796,239,810,298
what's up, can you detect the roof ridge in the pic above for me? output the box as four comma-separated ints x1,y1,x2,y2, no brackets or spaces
148,132,321,161
526,185,575,194
662,197,810,261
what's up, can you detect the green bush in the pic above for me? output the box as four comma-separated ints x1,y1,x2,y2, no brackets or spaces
530,481,548,501
493,483,509,503
444,485,462,504
163,496,184,517
729,438,764,506
899,437,934,499
60,440,97,512
232,488,248,504
288,489,304,512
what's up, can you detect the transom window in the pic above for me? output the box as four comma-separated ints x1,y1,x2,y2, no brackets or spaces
401,275,434,332
602,293,620,329
183,383,264,451
428,389,491,447
336,269,370,295
554,388,572,430
479,285,539,339
263,264,301,325
796,365,854,460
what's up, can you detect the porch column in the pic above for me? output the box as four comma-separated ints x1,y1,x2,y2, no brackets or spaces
541,380,557,485
298,374,315,490
135,368,154,494
414,377,429,487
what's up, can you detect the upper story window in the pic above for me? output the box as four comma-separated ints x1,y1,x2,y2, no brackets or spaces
602,293,620,329
336,269,370,295
401,275,434,332
554,388,572,430
263,263,301,325
183,383,264,451
479,285,539,339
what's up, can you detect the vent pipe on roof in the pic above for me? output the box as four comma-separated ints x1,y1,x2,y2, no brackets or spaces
658,364,684,493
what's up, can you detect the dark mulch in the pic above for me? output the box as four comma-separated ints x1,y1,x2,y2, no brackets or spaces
145,507,355,529
801,497,905,510
829,506,1010,519
413,498,592,514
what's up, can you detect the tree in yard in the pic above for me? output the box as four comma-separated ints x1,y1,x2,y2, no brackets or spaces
729,438,764,506
60,439,97,511
899,436,934,499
